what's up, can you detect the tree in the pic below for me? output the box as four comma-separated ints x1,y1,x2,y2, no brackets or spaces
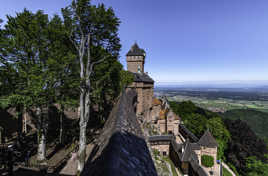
1,9,77,162
47,15,79,144
246,156,268,176
224,119,268,175
183,113,207,137
201,155,214,168
62,0,121,172
207,117,230,159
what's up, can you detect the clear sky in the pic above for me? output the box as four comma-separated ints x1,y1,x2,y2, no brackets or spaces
1,0,268,83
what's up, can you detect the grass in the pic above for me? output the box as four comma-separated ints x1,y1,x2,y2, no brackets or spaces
222,166,233,176
151,149,179,176
163,156,178,176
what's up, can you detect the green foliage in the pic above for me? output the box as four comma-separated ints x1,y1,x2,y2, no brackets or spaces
163,156,179,176
1,9,76,108
169,101,230,159
183,113,207,137
201,155,214,167
207,117,230,159
120,70,134,89
227,163,240,176
222,109,268,139
62,0,123,126
246,156,268,176
223,166,233,176
224,119,268,175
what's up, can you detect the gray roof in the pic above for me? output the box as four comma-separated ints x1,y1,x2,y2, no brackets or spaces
190,159,209,176
132,72,154,83
198,130,218,148
181,141,192,162
126,43,146,56
190,143,201,150
148,135,175,143
179,124,199,142
181,140,199,162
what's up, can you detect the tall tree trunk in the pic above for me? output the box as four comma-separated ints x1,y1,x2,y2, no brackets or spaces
38,129,46,161
78,89,86,172
78,119,87,172
37,107,46,162
78,76,91,172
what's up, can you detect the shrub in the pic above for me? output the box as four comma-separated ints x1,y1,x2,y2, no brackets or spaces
201,155,214,167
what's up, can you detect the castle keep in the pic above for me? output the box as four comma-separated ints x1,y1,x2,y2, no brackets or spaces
126,43,154,118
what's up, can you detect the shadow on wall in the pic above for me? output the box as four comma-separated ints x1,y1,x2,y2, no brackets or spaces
81,131,157,176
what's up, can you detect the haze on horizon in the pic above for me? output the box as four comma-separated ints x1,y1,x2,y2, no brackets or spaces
1,0,268,82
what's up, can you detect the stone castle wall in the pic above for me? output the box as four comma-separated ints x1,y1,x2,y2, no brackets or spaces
127,56,144,73
128,82,154,117
81,90,157,176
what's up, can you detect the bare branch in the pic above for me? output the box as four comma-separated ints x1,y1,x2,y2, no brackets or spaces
79,36,86,78
86,34,91,76
88,55,108,77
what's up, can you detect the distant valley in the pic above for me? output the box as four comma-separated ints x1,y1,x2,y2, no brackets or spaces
155,86,268,140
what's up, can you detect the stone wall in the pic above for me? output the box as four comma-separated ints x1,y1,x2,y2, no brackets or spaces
81,90,157,176
128,82,154,118
200,147,219,175
151,144,170,156
126,56,144,73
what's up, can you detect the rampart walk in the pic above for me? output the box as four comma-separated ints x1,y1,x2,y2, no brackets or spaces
81,90,157,176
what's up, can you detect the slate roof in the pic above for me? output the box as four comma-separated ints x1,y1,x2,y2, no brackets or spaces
190,159,209,176
190,143,201,150
181,141,192,162
126,43,146,56
179,124,199,142
148,135,175,143
198,130,218,148
132,72,154,83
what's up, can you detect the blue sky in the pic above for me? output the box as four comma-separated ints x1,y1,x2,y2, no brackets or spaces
1,0,268,83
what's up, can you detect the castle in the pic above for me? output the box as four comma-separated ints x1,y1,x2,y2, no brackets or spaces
126,43,221,176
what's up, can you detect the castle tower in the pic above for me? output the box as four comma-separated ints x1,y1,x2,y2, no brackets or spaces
126,43,146,73
126,43,154,121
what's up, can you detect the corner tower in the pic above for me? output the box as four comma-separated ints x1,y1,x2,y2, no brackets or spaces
126,43,146,73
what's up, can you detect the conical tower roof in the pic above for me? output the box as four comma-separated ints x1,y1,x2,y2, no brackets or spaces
126,43,146,56
198,130,218,148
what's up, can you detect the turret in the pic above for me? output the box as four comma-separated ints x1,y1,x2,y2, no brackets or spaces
126,43,146,73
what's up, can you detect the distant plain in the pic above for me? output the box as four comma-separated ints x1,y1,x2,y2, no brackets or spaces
155,85,268,139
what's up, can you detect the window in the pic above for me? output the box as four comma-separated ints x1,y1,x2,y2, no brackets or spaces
163,151,167,156
138,65,141,73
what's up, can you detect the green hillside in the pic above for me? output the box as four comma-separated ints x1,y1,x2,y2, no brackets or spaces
221,109,268,139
